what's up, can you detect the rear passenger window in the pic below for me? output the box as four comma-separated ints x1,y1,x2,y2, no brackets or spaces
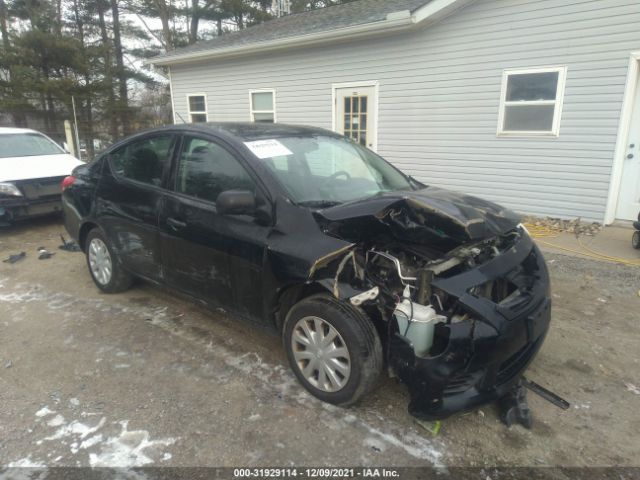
109,135,174,186
176,136,255,203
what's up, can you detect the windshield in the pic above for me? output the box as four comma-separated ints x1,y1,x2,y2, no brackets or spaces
252,135,414,206
0,133,64,158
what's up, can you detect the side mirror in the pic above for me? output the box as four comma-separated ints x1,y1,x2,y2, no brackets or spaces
216,190,256,216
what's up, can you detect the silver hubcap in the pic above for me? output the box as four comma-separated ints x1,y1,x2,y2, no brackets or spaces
291,316,351,393
88,238,112,286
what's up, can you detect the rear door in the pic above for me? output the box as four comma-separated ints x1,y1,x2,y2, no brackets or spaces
159,134,271,321
96,133,176,281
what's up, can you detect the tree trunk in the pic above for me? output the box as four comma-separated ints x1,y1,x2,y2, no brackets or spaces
73,0,95,159
189,0,199,44
54,0,63,35
155,0,174,52
97,0,118,140
0,0,9,50
110,0,130,135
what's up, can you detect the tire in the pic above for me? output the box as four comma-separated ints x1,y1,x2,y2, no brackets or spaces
633,231,640,250
283,294,383,406
85,228,133,293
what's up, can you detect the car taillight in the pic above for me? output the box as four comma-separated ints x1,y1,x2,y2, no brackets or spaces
61,176,76,190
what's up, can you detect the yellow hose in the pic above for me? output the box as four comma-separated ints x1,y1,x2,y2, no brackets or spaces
523,222,640,267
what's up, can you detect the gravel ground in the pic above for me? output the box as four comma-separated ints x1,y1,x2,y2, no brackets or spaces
0,217,639,469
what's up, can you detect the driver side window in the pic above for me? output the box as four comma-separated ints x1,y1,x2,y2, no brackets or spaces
176,136,256,203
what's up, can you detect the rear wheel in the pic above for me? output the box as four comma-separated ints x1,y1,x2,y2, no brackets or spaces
633,231,640,250
283,294,382,406
86,228,132,293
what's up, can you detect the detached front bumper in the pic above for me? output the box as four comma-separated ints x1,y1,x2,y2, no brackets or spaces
389,233,551,420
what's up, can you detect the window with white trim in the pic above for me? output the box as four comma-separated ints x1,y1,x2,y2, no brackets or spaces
250,90,276,123
187,94,208,123
497,67,567,136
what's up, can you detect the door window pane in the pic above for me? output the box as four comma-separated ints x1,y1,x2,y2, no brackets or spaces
109,135,173,186
176,137,255,203
343,95,368,148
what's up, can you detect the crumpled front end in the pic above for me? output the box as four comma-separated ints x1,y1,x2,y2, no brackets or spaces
307,188,552,419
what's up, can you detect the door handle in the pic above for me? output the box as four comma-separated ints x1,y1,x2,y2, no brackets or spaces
167,217,187,230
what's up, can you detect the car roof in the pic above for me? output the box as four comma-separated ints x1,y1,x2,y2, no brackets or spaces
158,122,340,142
0,127,40,135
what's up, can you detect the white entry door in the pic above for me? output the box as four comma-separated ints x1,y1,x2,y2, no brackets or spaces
617,72,640,220
334,85,378,151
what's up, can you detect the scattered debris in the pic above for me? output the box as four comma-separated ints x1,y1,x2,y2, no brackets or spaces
4,360,12,369
414,419,441,436
498,380,532,429
37,247,55,260
59,235,81,252
625,383,640,395
2,252,26,264
522,216,603,236
523,378,571,410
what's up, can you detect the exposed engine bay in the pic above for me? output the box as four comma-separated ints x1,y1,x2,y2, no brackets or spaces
302,189,552,422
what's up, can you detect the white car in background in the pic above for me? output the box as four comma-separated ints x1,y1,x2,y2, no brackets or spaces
0,127,83,224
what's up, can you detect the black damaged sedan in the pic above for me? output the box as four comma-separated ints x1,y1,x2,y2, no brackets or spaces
62,123,551,421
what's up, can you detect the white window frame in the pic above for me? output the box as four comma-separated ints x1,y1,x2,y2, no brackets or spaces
497,66,567,137
249,89,277,123
187,93,208,123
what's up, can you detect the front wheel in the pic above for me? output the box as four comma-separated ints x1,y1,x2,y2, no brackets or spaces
283,294,382,406
633,231,640,250
85,228,133,293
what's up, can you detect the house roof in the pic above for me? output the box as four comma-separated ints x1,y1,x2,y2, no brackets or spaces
149,0,472,66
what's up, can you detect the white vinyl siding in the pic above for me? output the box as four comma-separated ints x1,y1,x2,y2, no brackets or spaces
169,0,640,222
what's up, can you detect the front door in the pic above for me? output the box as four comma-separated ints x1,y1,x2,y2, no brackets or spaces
617,70,640,220
159,134,269,321
335,85,377,151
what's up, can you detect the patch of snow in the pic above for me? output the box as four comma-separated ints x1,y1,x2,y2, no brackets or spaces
35,406,54,417
47,414,65,427
79,434,103,450
44,417,106,441
6,456,45,467
88,421,176,467
625,383,640,395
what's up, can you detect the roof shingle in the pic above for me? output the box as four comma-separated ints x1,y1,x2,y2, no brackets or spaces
154,0,431,62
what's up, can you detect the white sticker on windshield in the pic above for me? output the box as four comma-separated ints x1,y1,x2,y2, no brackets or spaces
244,139,293,159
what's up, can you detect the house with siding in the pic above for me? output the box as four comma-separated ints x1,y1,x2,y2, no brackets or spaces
149,0,640,224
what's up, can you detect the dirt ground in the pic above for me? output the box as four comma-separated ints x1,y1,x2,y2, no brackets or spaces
0,217,639,469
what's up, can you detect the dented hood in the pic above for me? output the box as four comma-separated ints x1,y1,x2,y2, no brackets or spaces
317,187,521,245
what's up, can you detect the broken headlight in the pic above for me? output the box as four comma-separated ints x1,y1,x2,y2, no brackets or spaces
0,183,22,197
